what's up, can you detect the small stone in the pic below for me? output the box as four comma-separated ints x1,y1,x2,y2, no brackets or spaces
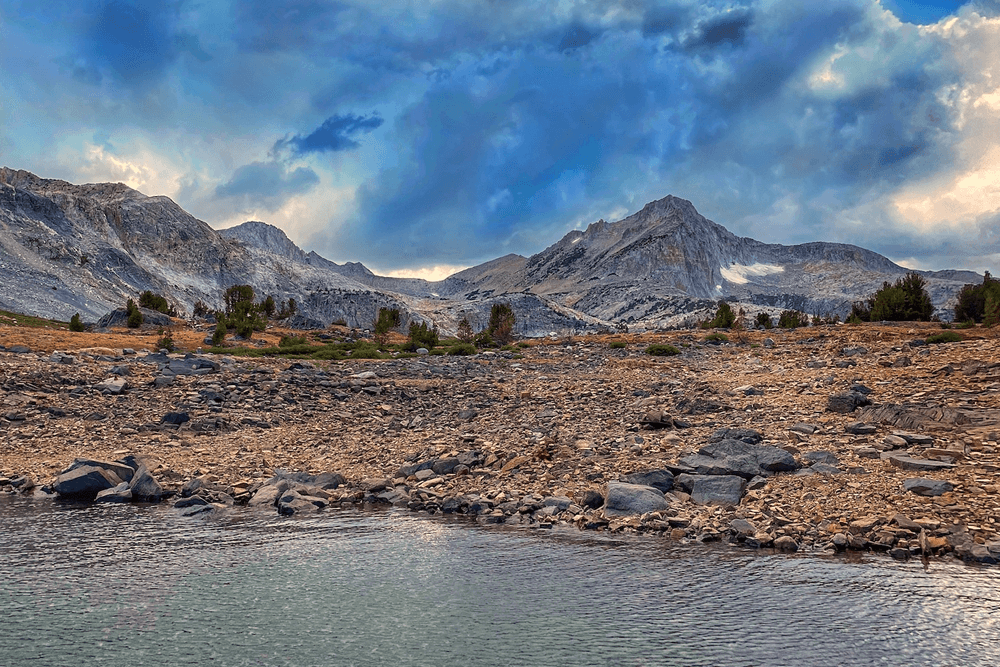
773,536,798,552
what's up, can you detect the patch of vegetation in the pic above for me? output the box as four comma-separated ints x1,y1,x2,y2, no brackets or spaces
517,341,531,349
704,332,729,343
155,328,175,352
778,310,809,329
126,299,143,328
456,317,474,342
429,348,447,356
0,309,66,328
138,290,177,317
373,307,402,347
351,342,386,359
279,335,308,348
954,272,1000,326
755,312,773,329
408,320,439,349
645,343,681,356
484,302,515,345
69,313,85,332
953,320,976,330
212,321,226,346
925,331,964,344
276,298,297,320
447,342,477,356
850,272,934,322
609,340,627,349
701,301,736,329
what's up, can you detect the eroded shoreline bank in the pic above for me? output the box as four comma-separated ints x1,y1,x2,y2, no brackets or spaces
3,323,999,563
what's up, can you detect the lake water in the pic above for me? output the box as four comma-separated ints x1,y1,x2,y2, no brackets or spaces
2,496,999,667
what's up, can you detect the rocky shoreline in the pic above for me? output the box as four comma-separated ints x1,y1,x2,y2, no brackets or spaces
2,323,999,564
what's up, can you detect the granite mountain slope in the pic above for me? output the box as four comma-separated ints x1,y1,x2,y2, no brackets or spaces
0,167,979,333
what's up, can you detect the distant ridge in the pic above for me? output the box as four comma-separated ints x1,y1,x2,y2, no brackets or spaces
0,167,980,332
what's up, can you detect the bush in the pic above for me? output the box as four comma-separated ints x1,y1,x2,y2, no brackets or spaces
374,307,402,346
126,298,143,328
138,290,176,316
486,303,516,345
778,310,808,328
69,313,84,332
646,344,681,356
703,301,736,329
609,340,627,349
925,331,964,344
351,342,384,359
954,320,976,330
193,300,211,317
212,321,226,346
279,335,308,348
704,332,729,343
954,272,1000,323
456,317,474,342
447,342,477,356
276,298,297,320
156,329,175,352
474,330,496,348
755,312,773,329
868,272,934,322
408,320,439,349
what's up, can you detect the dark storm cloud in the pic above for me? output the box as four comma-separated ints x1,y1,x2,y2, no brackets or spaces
276,114,385,156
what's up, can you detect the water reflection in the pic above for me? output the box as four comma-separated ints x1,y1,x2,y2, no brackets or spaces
2,496,999,667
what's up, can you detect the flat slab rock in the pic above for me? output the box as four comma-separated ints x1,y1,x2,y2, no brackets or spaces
904,478,955,497
603,482,670,517
688,475,747,506
886,454,956,472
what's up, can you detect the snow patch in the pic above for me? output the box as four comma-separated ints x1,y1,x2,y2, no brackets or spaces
720,263,785,284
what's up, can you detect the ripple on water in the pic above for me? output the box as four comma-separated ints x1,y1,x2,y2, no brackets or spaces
2,496,999,667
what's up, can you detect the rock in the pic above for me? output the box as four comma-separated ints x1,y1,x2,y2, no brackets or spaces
801,451,839,466
65,458,135,482
730,518,756,537
845,422,877,435
174,496,209,508
832,533,848,550
808,463,842,475
580,489,604,509
888,455,955,472
789,423,819,435
95,482,132,503
689,475,746,506
53,466,123,499
620,469,674,493
883,434,908,448
248,485,281,507
277,490,322,515
854,447,880,459
826,391,871,413
903,478,954,497
161,411,190,425
841,346,869,357
708,428,763,444
603,482,671,517
892,432,935,446
773,536,799,552
128,465,164,501
431,457,460,475
763,338,775,348
96,378,128,395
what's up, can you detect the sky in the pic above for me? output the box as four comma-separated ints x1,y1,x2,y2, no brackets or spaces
1,0,999,280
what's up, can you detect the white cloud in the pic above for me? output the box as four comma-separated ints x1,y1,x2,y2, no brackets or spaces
381,264,469,281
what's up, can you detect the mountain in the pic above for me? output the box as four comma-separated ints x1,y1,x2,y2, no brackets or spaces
0,167,981,333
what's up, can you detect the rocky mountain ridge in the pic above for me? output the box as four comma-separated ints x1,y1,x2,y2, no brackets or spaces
0,167,981,333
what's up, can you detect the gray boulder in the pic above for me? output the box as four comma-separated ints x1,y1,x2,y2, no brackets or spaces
620,469,674,493
95,482,132,503
689,475,746,506
903,478,954,497
65,458,135,482
53,466,123,499
128,465,164,501
827,391,871,413
888,455,955,472
603,482,671,517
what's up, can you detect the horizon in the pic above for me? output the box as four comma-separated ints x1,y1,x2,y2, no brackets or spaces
2,1,997,275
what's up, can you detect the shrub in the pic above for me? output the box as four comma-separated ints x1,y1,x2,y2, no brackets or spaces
212,321,226,346
925,331,964,344
408,320,439,349
69,313,84,332
517,341,531,348
486,303,516,345
778,310,808,328
126,299,143,328
868,272,934,322
609,341,627,349
755,312,773,329
373,307,402,346
456,317,474,342
703,301,736,328
953,320,976,330
351,342,384,359
429,348,447,356
704,332,729,343
277,297,297,319
474,330,496,348
156,329,175,352
139,290,176,316
954,272,1000,323
193,300,211,317
279,335,308,348
646,344,681,356
447,342,477,356
260,296,277,319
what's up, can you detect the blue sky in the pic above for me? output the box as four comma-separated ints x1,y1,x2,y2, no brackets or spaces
2,0,998,279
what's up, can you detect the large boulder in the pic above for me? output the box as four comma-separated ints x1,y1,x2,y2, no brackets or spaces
678,439,798,479
603,482,671,517
620,469,674,493
128,466,164,501
689,475,747,506
65,458,135,482
53,466,123,499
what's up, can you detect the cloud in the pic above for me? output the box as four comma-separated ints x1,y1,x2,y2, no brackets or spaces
215,161,320,209
83,0,180,85
276,113,384,156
